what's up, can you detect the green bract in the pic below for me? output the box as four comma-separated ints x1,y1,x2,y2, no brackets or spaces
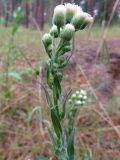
61,24,75,41
53,5,66,27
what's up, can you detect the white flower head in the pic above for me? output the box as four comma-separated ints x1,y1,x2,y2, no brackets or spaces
61,24,75,41
42,33,52,47
84,13,93,23
71,11,86,30
80,13,93,29
50,24,59,38
75,5,82,12
53,5,66,27
65,3,82,23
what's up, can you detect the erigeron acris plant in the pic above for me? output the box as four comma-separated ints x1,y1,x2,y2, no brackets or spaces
42,3,93,160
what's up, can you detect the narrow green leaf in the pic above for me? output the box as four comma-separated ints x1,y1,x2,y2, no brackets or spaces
48,127,57,147
12,24,19,35
51,109,62,139
41,84,53,109
67,130,75,160
60,90,72,120
53,75,61,100
46,63,53,89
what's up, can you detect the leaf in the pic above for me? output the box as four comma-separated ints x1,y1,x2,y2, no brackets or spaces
51,109,62,139
12,24,19,35
26,67,36,76
8,71,22,81
53,75,61,100
12,6,24,35
13,49,21,58
48,127,57,147
67,129,75,160
41,84,53,109
60,90,72,120
46,63,53,89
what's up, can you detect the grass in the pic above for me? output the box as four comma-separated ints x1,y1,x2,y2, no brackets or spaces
0,24,120,159
75,24,120,40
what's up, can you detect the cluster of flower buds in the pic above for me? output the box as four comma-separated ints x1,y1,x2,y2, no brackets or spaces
42,3,93,49
68,89,87,106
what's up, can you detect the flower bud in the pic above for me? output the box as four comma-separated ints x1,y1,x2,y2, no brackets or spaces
75,100,82,105
62,45,72,53
78,94,83,99
71,11,86,30
42,33,52,48
50,25,59,38
53,5,66,27
72,94,76,99
61,24,75,41
56,72,63,81
76,90,80,95
83,95,87,100
80,89,87,95
65,3,82,23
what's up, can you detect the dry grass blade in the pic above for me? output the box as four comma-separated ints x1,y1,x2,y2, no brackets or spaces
77,64,120,143
95,0,120,62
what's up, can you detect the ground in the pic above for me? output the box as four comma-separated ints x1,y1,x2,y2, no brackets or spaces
0,25,120,160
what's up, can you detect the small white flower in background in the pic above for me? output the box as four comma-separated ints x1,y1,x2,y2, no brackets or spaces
80,89,87,95
61,24,75,41
42,33,52,47
76,91,80,95
72,93,76,98
78,94,83,98
17,6,21,12
68,99,72,103
13,12,17,18
53,5,66,27
50,24,59,38
83,95,87,100
75,100,82,105
69,89,87,106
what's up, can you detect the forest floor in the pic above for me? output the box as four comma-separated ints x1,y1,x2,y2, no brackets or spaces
0,26,120,160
